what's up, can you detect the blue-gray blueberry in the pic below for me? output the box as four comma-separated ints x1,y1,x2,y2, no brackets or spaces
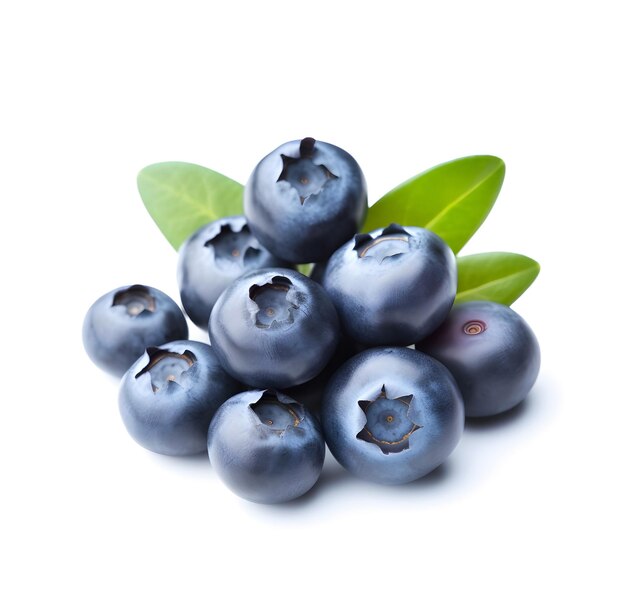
244,137,367,263
83,284,188,377
208,389,325,503
321,346,464,484
208,267,340,388
321,224,456,346
118,340,240,455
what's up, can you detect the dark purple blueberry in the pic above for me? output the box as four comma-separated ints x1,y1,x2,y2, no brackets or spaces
208,268,340,388
177,216,292,330
118,340,240,455
244,138,367,263
321,346,464,485
321,224,457,346
83,284,188,377
208,389,325,503
418,301,540,417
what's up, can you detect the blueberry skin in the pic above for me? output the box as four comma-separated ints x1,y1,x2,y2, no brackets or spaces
83,284,189,377
244,137,367,263
321,346,464,485
119,340,241,455
321,224,457,346
208,267,340,388
417,301,541,418
208,389,325,503
177,216,292,330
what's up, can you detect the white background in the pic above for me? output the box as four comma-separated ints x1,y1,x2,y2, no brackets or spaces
1,1,624,610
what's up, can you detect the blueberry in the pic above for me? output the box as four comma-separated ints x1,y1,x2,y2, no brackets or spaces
208,389,325,503
321,346,464,485
417,301,540,418
118,340,241,455
244,137,367,263
321,224,457,346
83,284,189,377
177,216,292,330
208,267,340,388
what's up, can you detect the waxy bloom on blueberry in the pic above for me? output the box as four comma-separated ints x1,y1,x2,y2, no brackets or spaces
208,268,340,388
244,137,367,263
119,340,240,455
208,389,325,504
82,284,188,377
322,346,464,485
321,224,457,346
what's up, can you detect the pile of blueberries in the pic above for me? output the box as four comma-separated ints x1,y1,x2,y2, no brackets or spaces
83,138,540,504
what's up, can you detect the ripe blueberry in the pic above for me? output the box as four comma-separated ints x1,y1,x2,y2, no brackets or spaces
118,340,240,455
208,267,340,388
208,389,325,504
83,284,188,377
417,301,541,417
177,215,292,330
321,224,457,346
321,346,464,485
244,137,367,263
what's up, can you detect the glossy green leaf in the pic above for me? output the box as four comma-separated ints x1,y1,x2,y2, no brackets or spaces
456,252,540,305
137,162,243,250
297,263,313,276
363,156,505,253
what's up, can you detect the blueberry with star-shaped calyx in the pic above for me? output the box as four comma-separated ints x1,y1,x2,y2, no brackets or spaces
177,216,293,330
83,284,188,377
118,340,241,455
321,346,464,484
244,137,367,263
321,224,457,346
208,389,325,504
208,267,340,388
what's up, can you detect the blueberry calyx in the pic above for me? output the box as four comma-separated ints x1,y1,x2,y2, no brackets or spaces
353,224,413,263
463,320,487,335
277,137,338,205
299,137,316,158
248,275,300,329
356,385,421,454
203,222,262,271
249,390,303,434
112,285,156,316
136,346,197,393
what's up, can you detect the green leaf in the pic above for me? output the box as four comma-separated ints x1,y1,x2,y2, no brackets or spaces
297,263,313,277
456,252,540,305
137,162,243,250
363,156,505,253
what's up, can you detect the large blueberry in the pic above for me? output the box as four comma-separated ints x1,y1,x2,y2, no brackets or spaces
417,301,541,417
208,267,340,388
83,284,188,377
244,137,367,263
321,224,456,346
119,340,240,455
177,216,292,330
208,389,325,504
321,346,464,485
